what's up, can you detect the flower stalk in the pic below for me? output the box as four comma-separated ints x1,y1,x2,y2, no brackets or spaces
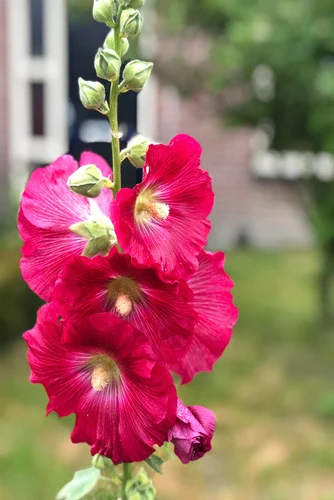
122,463,132,500
108,8,123,196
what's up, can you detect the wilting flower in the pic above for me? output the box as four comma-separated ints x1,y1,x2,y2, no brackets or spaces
172,251,238,384
52,247,195,363
110,134,214,279
18,152,115,301
24,304,177,464
168,399,216,464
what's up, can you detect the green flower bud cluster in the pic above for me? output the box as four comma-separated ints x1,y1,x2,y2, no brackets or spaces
67,164,113,198
78,78,109,114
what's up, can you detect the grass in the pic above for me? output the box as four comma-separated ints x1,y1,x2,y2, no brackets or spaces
0,249,333,500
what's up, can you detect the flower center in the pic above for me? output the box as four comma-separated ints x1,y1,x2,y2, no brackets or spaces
106,277,141,317
135,193,170,225
90,355,120,392
115,293,132,316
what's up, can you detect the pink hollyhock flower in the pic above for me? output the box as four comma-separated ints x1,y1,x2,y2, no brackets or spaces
18,152,114,302
110,134,214,279
172,251,238,384
168,399,216,464
52,247,195,363
23,304,177,464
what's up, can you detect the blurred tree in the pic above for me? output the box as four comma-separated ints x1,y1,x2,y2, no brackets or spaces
157,0,334,324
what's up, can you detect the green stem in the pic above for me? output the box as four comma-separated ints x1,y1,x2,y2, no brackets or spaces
108,9,123,195
122,463,132,500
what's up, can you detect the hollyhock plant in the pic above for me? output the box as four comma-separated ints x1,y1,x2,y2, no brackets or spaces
24,304,177,464
168,399,216,464
110,134,214,279
52,247,195,363
18,1,238,497
18,152,115,301
172,251,239,384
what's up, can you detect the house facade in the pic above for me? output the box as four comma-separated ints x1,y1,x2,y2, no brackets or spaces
0,0,313,249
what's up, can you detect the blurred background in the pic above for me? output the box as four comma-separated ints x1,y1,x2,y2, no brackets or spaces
0,0,334,499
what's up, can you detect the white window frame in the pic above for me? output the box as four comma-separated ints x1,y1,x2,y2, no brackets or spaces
6,0,68,195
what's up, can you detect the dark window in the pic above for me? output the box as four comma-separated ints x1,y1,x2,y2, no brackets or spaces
30,0,44,55
31,83,45,136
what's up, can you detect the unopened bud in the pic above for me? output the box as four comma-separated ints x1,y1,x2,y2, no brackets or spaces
94,48,121,82
67,164,113,198
123,60,153,92
78,78,106,111
70,216,117,258
92,0,116,25
120,0,145,8
125,469,156,500
120,9,143,38
104,30,130,57
126,135,150,168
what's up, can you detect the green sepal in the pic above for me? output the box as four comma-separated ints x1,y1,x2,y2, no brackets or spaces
70,216,117,258
145,454,164,475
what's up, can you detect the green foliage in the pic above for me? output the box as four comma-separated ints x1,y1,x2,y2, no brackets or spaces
56,467,101,500
159,0,334,152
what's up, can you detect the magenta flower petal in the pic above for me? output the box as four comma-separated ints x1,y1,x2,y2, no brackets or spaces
168,399,216,464
172,251,238,384
110,134,214,279
23,304,177,464
18,153,113,301
52,247,195,363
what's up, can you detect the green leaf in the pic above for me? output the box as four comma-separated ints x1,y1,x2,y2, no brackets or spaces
145,454,164,474
56,467,101,500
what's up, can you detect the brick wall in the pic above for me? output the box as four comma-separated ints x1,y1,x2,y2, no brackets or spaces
156,93,312,250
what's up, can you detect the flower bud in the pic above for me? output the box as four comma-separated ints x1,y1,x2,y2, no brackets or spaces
126,135,150,168
123,60,153,92
78,78,106,110
125,469,156,500
120,9,143,38
94,48,121,82
92,0,116,25
67,164,113,198
120,0,145,8
104,29,130,57
70,216,117,258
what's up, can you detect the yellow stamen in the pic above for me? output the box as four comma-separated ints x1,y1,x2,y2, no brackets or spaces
115,293,132,317
91,365,112,391
135,193,170,225
146,201,170,221
90,355,120,392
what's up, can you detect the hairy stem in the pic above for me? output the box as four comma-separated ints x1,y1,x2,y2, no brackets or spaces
108,9,123,195
122,463,132,499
